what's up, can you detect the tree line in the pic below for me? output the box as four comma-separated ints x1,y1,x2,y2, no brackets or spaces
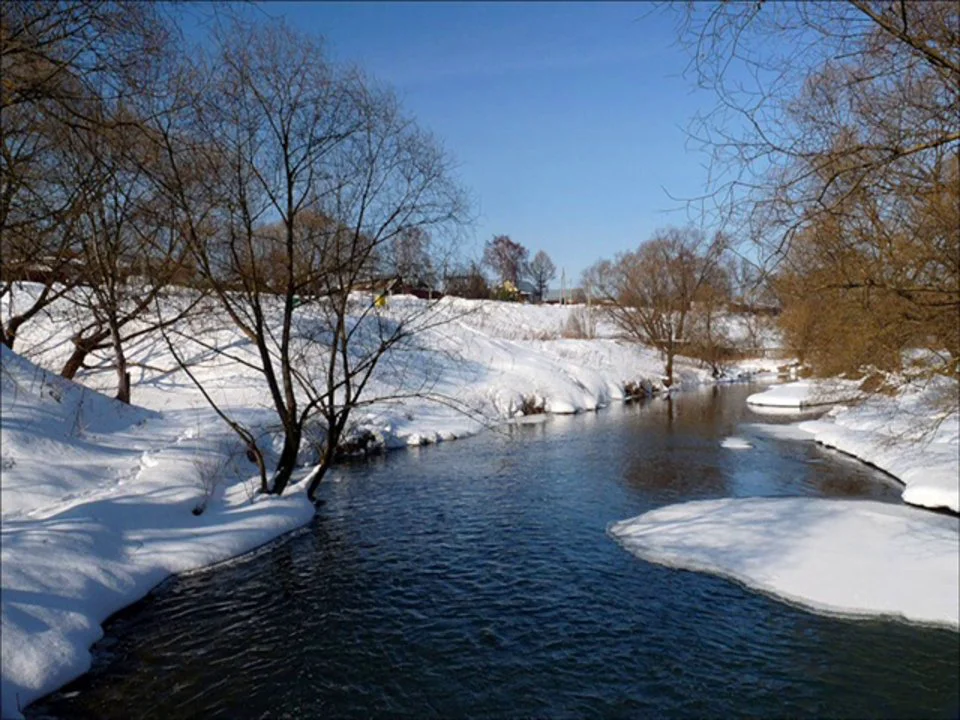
444,234,558,303
672,0,958,390
582,1,957,392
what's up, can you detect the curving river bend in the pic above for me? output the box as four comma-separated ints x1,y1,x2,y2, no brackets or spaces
28,384,960,719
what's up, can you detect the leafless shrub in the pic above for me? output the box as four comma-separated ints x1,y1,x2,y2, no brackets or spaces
518,394,545,416
623,380,652,401
191,438,244,515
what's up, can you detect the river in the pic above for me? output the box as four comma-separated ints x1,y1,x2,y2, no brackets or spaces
27,384,960,719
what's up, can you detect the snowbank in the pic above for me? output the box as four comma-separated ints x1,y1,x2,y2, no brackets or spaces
1,347,315,718
799,378,960,513
6,287,777,453
610,497,959,628
746,379,862,408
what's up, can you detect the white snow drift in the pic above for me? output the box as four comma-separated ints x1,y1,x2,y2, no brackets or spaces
799,377,959,513
610,497,960,628
746,379,862,408
0,346,315,719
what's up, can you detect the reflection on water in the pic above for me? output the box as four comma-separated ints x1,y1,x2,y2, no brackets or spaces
28,384,958,720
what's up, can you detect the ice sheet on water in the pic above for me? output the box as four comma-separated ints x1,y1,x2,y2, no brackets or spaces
610,497,959,628
747,380,862,408
720,436,753,450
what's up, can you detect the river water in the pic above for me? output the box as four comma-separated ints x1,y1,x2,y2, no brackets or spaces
28,384,960,719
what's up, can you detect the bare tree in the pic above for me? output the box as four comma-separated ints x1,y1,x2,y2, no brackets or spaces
385,225,436,291
157,18,467,501
672,0,959,383
482,234,528,286
586,226,727,386
528,250,556,303
683,261,736,376
0,1,171,349
725,254,778,355
55,117,199,403
0,2,205,399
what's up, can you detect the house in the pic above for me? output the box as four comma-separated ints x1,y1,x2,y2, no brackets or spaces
516,279,539,303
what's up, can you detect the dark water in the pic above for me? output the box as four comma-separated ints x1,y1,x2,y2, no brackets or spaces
29,384,960,719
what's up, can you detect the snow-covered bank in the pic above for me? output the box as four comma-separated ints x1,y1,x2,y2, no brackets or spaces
6,287,776,451
1,291,780,718
799,378,960,513
610,497,960,628
746,379,862,408
0,347,315,718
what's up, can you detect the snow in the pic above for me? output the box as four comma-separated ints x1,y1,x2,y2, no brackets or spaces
1,286,781,718
720,436,753,449
611,375,959,630
0,347,315,718
798,377,960,513
740,422,816,441
610,497,960,628
746,379,862,408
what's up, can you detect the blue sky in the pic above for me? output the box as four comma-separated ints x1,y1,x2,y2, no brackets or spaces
190,2,721,284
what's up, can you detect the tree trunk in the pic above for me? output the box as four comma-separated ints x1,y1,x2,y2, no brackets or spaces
109,319,130,403
307,417,341,502
3,284,54,350
665,348,675,388
269,424,302,496
2,315,25,349
61,329,110,379
306,441,334,502
61,340,93,379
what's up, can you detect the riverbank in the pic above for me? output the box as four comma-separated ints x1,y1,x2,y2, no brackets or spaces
612,377,959,631
748,379,959,513
0,295,776,719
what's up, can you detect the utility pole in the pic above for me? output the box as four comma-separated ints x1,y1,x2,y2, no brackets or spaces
560,268,566,305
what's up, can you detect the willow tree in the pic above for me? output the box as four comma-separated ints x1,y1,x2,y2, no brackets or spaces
585,226,728,386
157,18,467,500
673,0,959,384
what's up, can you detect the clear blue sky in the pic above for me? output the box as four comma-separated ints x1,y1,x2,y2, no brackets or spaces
191,2,721,284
